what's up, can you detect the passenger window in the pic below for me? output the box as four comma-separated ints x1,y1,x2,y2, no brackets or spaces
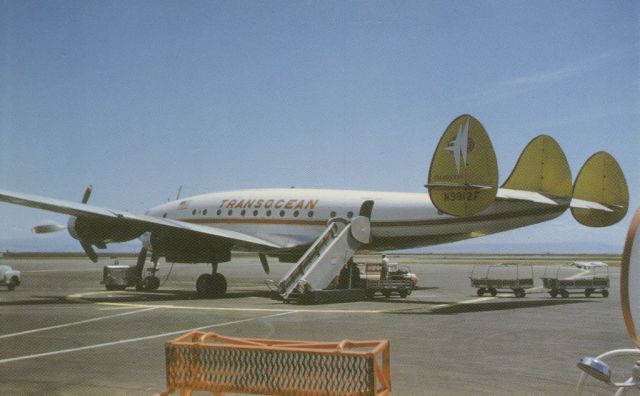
192,209,197,215
216,209,222,216
241,209,246,216
293,210,299,217
279,210,285,217
228,209,233,216
308,211,314,218
266,210,272,217
253,210,258,216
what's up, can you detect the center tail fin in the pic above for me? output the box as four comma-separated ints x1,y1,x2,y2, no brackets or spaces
501,135,573,200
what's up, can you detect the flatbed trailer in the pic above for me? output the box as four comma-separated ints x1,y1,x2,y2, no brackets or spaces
470,263,534,297
541,262,609,298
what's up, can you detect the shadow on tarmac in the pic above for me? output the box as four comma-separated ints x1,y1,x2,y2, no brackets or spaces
388,298,591,315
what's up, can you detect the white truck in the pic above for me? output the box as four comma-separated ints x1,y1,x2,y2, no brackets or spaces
0,265,21,291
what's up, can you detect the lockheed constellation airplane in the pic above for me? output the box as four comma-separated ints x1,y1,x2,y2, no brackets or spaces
0,115,628,297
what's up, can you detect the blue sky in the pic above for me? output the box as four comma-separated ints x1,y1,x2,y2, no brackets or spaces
0,0,638,253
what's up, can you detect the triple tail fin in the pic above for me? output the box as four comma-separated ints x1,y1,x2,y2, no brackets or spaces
501,135,573,200
571,152,629,227
427,114,498,216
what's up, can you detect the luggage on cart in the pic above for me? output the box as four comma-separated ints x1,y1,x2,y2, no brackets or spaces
470,263,534,298
541,261,609,298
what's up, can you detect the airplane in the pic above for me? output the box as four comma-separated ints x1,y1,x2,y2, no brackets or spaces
0,114,629,298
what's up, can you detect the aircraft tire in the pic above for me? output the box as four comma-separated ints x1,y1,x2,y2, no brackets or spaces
143,276,160,291
560,290,569,298
196,274,214,297
211,273,227,298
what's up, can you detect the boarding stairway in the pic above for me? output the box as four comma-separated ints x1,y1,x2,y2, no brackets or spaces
277,201,373,302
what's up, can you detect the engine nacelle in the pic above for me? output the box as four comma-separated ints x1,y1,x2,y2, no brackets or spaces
67,216,146,245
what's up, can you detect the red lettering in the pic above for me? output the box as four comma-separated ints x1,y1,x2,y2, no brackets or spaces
226,200,237,208
275,199,285,209
265,199,274,208
219,200,228,208
255,199,264,208
285,200,296,209
294,200,305,209
305,200,319,210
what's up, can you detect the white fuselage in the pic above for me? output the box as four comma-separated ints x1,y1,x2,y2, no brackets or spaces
146,188,567,253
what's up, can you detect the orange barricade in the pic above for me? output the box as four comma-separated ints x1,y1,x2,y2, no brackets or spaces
157,331,391,396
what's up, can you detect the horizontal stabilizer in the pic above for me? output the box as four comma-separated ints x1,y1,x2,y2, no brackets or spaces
501,135,572,200
497,189,559,206
427,115,498,216
570,198,613,212
571,152,628,227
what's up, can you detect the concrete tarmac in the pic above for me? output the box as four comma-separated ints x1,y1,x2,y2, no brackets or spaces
0,254,630,395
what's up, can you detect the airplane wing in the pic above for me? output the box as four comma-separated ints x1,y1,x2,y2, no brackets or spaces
0,189,281,250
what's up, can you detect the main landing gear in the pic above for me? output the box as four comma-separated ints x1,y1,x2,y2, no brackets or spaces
135,248,161,291
196,263,227,298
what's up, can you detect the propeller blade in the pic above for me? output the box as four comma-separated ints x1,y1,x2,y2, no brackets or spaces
81,185,93,204
80,241,98,263
32,223,67,234
259,253,270,274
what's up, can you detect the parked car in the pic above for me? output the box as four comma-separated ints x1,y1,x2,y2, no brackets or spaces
0,265,21,291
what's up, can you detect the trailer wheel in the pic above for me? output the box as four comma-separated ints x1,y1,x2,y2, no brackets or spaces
585,289,593,298
560,290,569,298
477,288,485,297
382,290,391,298
602,289,609,298
550,289,558,298
365,290,375,300
489,288,497,297
7,276,19,291
399,289,408,298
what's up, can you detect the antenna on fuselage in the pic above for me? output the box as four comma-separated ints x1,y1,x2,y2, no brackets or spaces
175,185,183,200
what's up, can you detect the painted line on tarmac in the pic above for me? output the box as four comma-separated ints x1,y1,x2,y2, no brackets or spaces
96,301,384,314
0,307,158,339
0,312,293,365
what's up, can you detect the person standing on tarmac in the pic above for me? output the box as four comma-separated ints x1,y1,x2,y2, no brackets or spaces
381,254,390,280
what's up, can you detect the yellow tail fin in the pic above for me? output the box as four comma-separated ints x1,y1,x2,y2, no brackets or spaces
501,135,572,199
427,115,498,216
572,152,629,227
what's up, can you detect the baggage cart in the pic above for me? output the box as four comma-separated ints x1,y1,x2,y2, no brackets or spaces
541,262,609,298
470,263,534,297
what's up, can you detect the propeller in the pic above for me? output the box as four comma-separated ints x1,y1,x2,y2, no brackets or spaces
31,185,101,263
76,185,99,262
